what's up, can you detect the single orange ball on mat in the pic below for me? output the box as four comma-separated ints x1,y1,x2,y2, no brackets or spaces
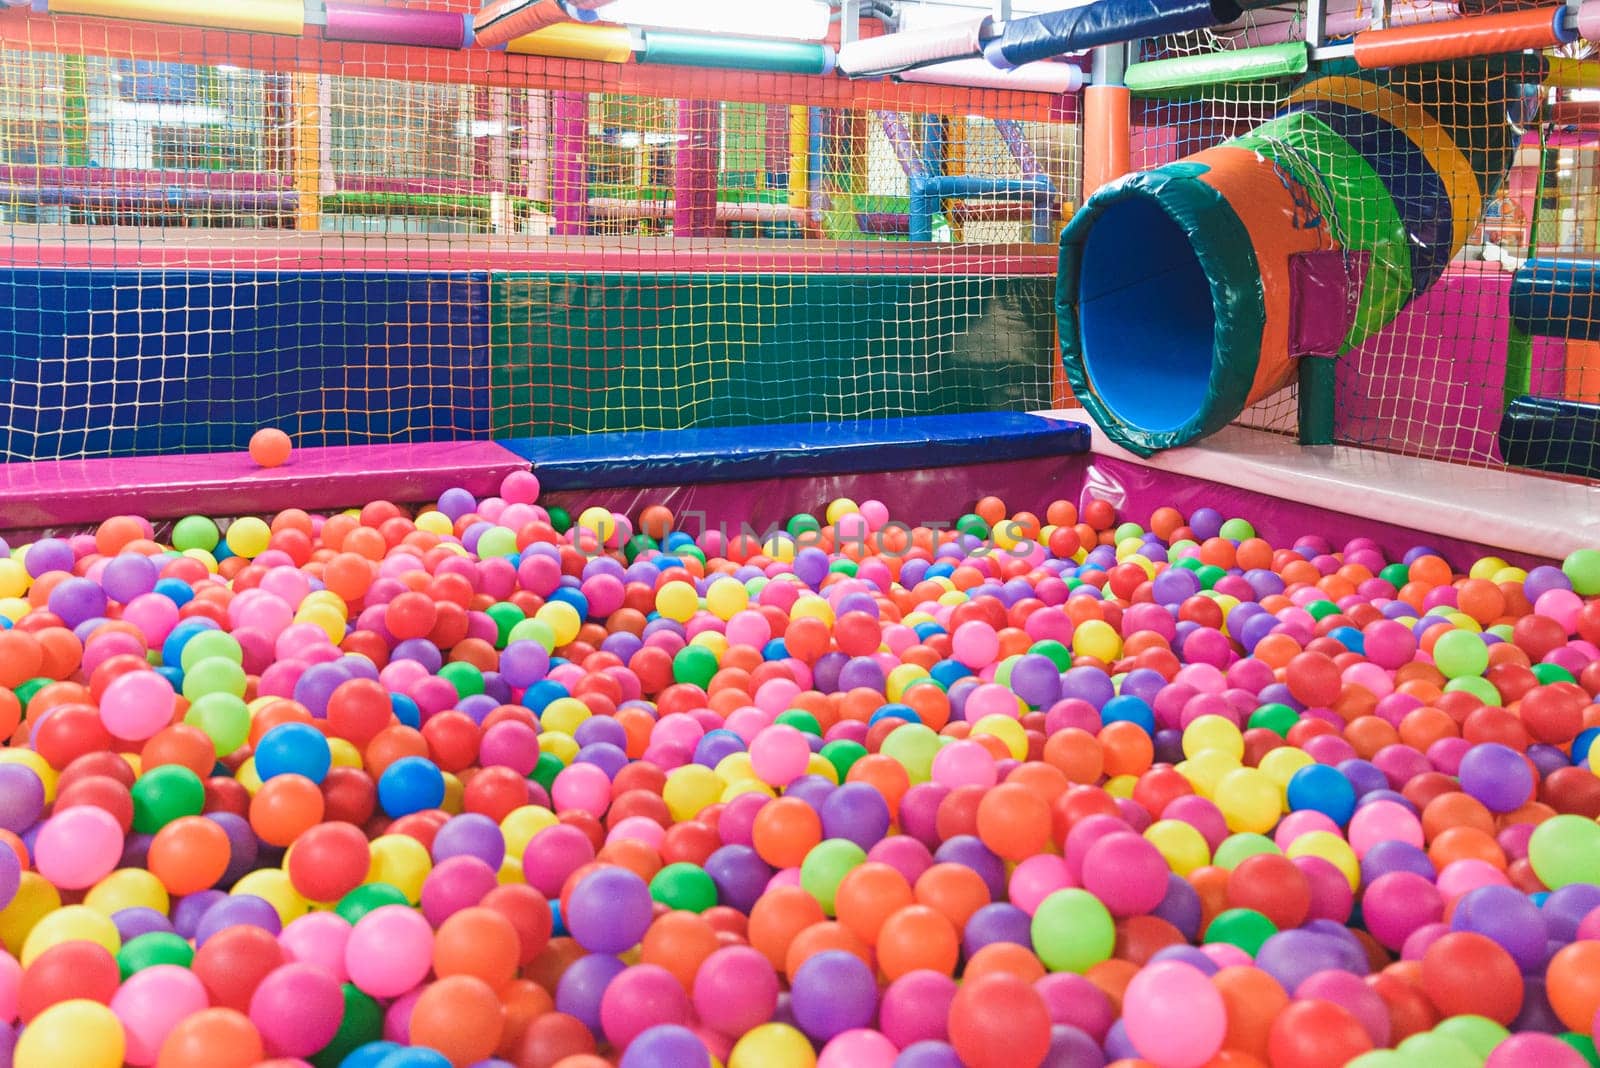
249,428,292,468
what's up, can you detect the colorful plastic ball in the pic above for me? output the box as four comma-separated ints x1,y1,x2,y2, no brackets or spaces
1032,889,1115,974
948,972,1052,1068
253,723,332,785
620,1025,712,1068
1123,960,1227,1067
344,905,434,999
99,670,177,741
1528,815,1600,890
567,866,653,954
249,429,292,468
727,1023,816,1068
790,950,877,1042
14,998,126,1068
377,756,446,818
247,962,343,1058
409,975,506,1066
34,805,123,890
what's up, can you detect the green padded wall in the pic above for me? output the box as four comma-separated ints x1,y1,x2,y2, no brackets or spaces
489,272,1056,437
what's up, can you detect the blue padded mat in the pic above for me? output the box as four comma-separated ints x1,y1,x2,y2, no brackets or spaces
499,412,1092,490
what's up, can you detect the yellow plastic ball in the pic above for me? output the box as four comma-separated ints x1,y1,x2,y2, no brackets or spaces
1178,749,1240,799
415,510,454,535
1072,619,1122,663
971,714,1027,761
498,856,525,885
501,806,559,860
1469,556,1509,581
789,596,834,625
656,581,700,623
535,601,581,646
441,771,465,815
1287,830,1361,891
517,618,558,652
763,534,797,564
295,604,346,645
0,558,30,598
1492,566,1528,585
715,751,758,787
937,589,969,608
0,750,57,803
14,998,126,1068
663,765,722,822
1214,767,1283,835
367,834,432,904
21,904,120,967
1183,715,1246,761
541,698,592,737
328,737,363,769
885,664,929,703
0,873,62,957
825,499,859,525
235,756,264,796
721,779,777,804
181,548,220,574
301,590,349,619
691,631,729,660
1258,746,1314,793
576,506,616,544
232,868,310,926
539,731,579,767
1145,819,1212,876
224,516,272,558
730,1023,818,1068
1104,773,1139,800
85,868,170,917
0,596,30,623
706,579,750,621
805,752,840,784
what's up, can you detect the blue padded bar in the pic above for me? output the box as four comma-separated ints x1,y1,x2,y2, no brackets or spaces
1499,395,1600,479
1509,259,1600,342
499,412,1092,490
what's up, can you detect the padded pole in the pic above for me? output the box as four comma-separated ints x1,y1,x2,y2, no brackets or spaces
1297,358,1337,446
1084,45,1132,197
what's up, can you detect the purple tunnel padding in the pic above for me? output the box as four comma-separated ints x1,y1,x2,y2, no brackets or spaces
324,2,472,48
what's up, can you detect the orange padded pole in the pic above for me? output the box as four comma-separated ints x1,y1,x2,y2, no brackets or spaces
1353,5,1570,69
1082,85,1131,197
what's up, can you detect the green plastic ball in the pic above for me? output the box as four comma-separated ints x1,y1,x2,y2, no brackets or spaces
1114,522,1144,544
531,751,565,794
828,559,858,577
879,723,942,784
1433,630,1490,679
1204,907,1278,955
775,709,822,737
308,984,384,1068
178,630,242,672
1379,563,1411,589
476,526,518,559
117,931,195,978
335,882,410,925
486,603,526,648
1030,639,1072,671
787,514,821,539
185,692,250,756
800,839,867,916
1559,1033,1600,1068
1218,517,1256,541
955,514,989,539
1532,662,1578,685
624,534,657,562
1248,703,1299,738
1212,833,1282,869
1528,814,1600,889
131,765,206,834
182,656,247,701
1431,1016,1509,1058
1195,564,1228,590
820,740,868,782
1564,549,1600,596
1395,1032,1485,1067
546,506,571,534
1305,600,1343,621
650,862,719,913
1031,888,1114,974
438,661,486,700
172,515,220,553
672,646,719,689
1443,676,1502,706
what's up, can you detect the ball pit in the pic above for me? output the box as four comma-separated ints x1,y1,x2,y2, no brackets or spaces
4,481,1600,1067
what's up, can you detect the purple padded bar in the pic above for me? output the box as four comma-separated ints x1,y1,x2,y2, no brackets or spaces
324,1,471,48
0,441,527,531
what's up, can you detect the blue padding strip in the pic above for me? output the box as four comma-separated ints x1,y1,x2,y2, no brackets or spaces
1500,395,1600,478
498,413,1092,489
993,0,1233,68
1510,259,1600,342
1281,99,1454,295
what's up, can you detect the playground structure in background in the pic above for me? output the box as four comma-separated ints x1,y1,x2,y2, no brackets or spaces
0,0,1597,476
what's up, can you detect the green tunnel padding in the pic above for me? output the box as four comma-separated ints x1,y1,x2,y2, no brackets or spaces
1057,164,1265,457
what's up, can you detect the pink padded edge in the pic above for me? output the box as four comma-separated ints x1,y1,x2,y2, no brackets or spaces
0,441,527,530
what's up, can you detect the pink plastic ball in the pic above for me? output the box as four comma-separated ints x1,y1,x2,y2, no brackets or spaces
692,946,779,1037
749,725,812,788
552,762,614,815
1122,961,1226,1068
601,963,693,1049
249,962,344,1057
1347,800,1424,859
345,905,435,999
931,740,998,790
111,964,210,1066
1009,854,1073,916
818,1028,899,1067
278,912,352,983
35,804,124,890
